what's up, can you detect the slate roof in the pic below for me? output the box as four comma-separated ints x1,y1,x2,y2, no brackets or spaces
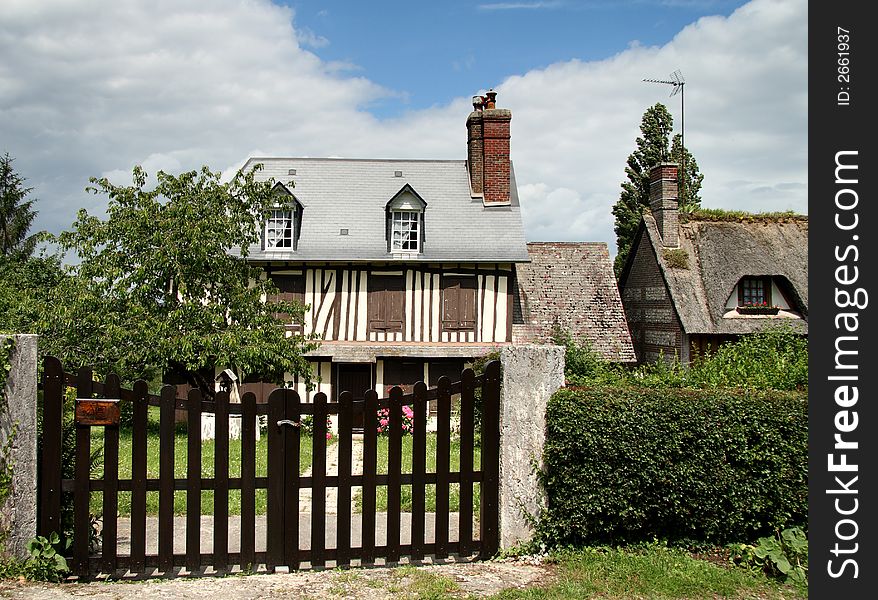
638,214,808,335
513,242,636,362
233,157,530,263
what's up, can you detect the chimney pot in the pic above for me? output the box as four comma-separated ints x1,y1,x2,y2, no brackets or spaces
485,89,497,109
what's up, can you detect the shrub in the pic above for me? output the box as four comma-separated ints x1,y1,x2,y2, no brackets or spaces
687,324,808,391
537,386,807,547
554,324,807,391
376,405,414,436
731,526,808,585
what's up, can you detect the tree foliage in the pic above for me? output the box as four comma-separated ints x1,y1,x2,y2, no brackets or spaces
42,165,316,395
559,323,807,391
0,153,41,259
612,104,703,275
672,133,703,212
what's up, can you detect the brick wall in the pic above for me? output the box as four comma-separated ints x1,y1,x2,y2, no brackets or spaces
620,232,684,363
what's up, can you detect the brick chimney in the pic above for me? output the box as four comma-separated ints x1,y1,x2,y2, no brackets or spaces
649,162,679,247
467,89,512,206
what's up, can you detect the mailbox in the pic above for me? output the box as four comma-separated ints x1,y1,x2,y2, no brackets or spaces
75,398,121,426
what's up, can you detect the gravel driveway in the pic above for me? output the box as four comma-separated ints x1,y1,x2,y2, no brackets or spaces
0,556,551,599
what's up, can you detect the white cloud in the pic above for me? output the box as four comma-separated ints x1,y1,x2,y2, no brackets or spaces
0,0,806,257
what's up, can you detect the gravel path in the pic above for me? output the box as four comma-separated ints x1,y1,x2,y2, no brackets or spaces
0,557,551,599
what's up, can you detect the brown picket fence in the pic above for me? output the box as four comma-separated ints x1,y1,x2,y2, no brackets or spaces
38,356,500,578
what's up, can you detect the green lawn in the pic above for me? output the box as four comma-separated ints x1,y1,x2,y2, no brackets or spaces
490,546,806,600
89,406,315,516
88,409,481,517
356,433,481,513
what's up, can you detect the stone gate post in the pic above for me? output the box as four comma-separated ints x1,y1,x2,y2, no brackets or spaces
498,344,564,549
0,334,39,559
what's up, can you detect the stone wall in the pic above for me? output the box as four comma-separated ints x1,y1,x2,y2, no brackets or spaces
0,334,38,559
498,344,564,549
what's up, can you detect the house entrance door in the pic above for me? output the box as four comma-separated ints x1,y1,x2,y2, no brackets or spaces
336,363,372,432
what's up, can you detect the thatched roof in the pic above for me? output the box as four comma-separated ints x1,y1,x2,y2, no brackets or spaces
641,213,808,335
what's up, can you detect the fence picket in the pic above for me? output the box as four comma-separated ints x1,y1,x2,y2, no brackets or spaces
283,389,301,570
410,382,427,560
130,380,149,573
73,366,92,577
361,389,378,564
214,390,230,570
158,386,176,574
101,374,121,574
336,391,353,567
311,392,328,568
38,357,63,540
386,386,403,564
266,389,285,570
186,389,202,572
435,376,452,559
458,368,476,557
240,391,257,570
479,361,501,558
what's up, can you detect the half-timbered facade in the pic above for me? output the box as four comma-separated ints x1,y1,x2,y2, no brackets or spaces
234,91,530,405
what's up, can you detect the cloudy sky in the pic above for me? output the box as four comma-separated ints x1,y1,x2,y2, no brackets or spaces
1,0,806,255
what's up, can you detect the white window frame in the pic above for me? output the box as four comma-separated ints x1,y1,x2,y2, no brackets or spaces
265,208,296,250
391,210,420,252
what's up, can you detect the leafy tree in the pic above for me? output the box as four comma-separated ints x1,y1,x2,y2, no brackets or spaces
612,104,703,275
0,153,41,259
42,165,316,396
672,133,703,212
0,253,66,334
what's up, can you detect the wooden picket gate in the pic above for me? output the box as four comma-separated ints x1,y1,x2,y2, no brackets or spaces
38,356,501,578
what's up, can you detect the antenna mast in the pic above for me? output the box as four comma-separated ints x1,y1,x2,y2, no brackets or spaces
643,70,686,206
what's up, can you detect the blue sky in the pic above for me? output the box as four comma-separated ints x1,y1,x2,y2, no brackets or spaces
0,0,805,251
286,1,749,118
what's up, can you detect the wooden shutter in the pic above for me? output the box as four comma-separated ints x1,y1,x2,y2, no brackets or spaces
459,277,476,330
270,274,304,328
368,275,404,332
442,276,476,331
386,278,404,332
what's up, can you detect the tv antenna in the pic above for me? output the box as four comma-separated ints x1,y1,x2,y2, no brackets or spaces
643,70,687,205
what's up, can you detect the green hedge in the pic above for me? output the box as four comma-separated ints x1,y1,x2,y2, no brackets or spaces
538,387,807,546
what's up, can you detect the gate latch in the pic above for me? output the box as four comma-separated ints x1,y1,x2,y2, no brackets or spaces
277,419,301,428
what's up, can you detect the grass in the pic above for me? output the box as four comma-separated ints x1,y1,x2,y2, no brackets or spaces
490,546,807,600
86,408,483,518
354,433,482,514
89,406,318,516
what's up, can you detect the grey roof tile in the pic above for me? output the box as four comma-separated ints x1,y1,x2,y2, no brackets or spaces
233,157,530,263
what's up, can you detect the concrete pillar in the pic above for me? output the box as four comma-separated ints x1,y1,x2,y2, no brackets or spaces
0,334,38,559
498,344,564,549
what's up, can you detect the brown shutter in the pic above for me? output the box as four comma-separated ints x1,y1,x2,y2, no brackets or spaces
368,275,404,332
442,278,459,330
270,274,305,328
368,276,386,331
459,277,476,330
387,277,404,332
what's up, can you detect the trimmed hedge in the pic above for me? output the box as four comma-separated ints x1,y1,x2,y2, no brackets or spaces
538,387,807,546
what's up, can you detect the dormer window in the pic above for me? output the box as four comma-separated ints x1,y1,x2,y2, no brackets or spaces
264,182,302,251
385,183,427,255
739,276,770,306
392,211,420,252
265,209,295,249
